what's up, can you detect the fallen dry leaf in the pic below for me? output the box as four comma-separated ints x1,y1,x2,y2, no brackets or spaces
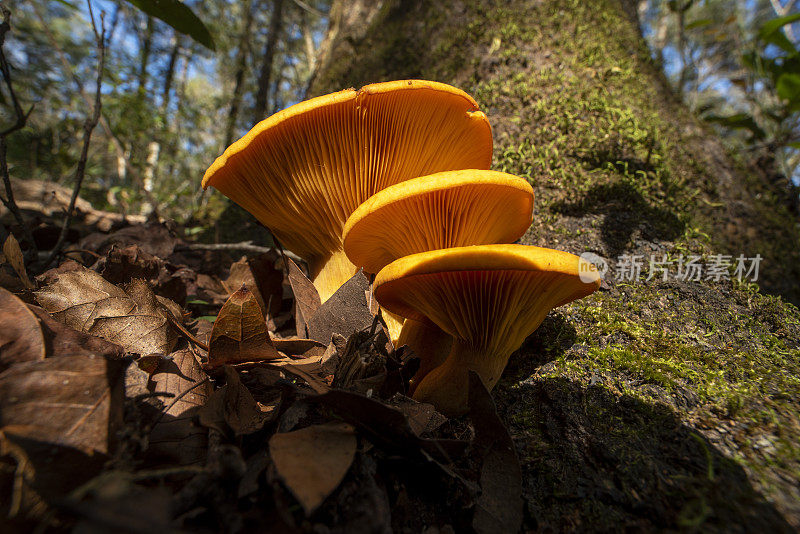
390,394,446,436
223,254,283,319
0,353,126,455
79,222,181,259
307,271,373,344
272,336,326,358
198,366,269,436
287,258,320,337
28,305,124,360
147,349,210,465
0,288,45,371
468,372,523,534
269,422,357,514
310,389,466,464
34,267,178,355
207,285,279,368
2,233,34,289
101,244,162,285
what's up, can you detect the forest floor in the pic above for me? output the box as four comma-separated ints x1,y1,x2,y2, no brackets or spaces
1,186,799,533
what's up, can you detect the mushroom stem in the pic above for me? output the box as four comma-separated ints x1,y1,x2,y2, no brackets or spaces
308,248,358,303
381,309,405,345
397,318,452,391
411,339,507,416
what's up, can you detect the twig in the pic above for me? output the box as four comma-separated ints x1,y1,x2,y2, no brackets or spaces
0,5,37,260
176,240,302,262
44,1,105,268
149,377,211,429
290,0,325,17
166,312,210,352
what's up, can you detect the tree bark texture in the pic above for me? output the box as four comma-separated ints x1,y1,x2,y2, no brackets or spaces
308,0,800,530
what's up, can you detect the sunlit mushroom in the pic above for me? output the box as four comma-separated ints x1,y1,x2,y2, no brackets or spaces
373,244,601,415
202,80,492,301
343,170,534,385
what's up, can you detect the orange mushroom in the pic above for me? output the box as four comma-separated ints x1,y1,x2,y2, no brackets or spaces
343,170,534,385
374,244,601,416
202,80,492,302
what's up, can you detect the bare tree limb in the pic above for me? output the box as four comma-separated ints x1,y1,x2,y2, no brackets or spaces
44,1,106,268
290,0,325,18
0,4,37,261
175,241,302,263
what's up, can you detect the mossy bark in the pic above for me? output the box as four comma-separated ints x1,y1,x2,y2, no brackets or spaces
310,0,800,530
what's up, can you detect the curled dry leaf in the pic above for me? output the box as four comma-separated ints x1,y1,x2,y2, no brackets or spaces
79,222,181,259
271,336,326,358
147,349,211,465
307,271,373,344
269,422,357,515
101,244,162,285
198,366,270,436
286,257,320,338
223,254,283,319
207,285,279,368
34,267,179,355
0,288,45,371
2,233,34,289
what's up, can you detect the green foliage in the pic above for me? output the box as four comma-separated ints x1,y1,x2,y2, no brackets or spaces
124,0,216,50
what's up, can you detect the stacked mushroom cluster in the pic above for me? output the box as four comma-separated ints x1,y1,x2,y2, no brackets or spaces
203,80,601,416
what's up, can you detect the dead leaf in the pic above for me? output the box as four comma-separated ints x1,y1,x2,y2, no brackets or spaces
0,428,108,519
0,288,45,371
307,271,373,343
79,222,181,259
147,349,210,465
2,234,34,289
287,258,320,337
222,254,283,319
28,305,124,360
468,372,523,534
34,267,178,355
269,422,357,514
36,259,85,286
390,394,446,436
309,389,467,464
272,336,326,358
0,353,126,455
207,285,279,368
198,366,269,436
100,244,162,285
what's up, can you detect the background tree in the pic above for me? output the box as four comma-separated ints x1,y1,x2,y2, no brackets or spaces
1,0,330,223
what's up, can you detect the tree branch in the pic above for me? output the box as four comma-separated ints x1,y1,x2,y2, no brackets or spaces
175,241,302,263
44,1,106,268
0,4,37,261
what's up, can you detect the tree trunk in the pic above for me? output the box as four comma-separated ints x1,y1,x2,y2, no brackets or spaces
253,0,285,121
225,0,255,148
308,0,800,530
161,32,181,118
137,16,154,94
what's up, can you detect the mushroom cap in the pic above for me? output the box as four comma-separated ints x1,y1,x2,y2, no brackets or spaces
342,170,534,274
373,244,600,357
202,80,493,261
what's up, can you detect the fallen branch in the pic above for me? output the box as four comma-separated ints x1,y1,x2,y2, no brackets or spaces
176,241,303,263
44,1,105,268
